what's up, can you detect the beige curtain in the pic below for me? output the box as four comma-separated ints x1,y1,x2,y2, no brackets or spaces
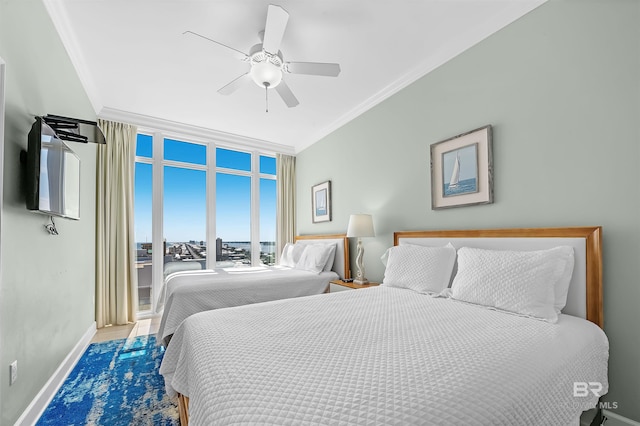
276,154,296,261
95,119,138,327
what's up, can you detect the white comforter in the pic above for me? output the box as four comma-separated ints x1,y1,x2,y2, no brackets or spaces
160,286,609,426
156,266,337,343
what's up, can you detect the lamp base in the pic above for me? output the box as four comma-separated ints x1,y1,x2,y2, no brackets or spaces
353,278,369,285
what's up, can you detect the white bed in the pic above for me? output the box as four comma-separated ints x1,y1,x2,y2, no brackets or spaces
156,234,349,345
160,227,608,426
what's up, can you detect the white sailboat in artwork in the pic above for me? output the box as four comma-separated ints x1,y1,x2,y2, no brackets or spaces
448,152,460,190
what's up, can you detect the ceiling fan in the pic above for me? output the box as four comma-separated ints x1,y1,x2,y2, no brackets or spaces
185,4,341,110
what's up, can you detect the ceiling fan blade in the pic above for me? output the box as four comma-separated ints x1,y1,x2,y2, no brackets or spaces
262,5,289,54
183,31,248,58
218,73,251,95
284,62,341,77
275,80,299,108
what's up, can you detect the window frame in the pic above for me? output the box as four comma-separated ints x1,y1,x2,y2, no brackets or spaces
133,132,277,316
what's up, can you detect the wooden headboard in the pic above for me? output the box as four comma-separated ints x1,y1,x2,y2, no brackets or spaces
394,227,603,328
294,234,350,280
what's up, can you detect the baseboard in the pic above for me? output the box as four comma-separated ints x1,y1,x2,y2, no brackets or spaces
603,410,640,426
14,322,96,426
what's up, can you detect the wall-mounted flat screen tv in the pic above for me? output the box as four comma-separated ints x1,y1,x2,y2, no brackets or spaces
25,117,81,220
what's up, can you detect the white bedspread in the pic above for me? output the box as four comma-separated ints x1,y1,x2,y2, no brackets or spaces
156,266,337,343
160,286,609,426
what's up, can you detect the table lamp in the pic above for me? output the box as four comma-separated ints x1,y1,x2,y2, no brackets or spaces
346,214,375,284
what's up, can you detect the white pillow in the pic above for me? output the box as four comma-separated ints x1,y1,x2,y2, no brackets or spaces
279,243,296,267
381,241,452,267
295,244,334,274
279,242,307,267
382,243,457,294
322,243,337,272
450,246,574,322
554,249,575,313
380,248,391,267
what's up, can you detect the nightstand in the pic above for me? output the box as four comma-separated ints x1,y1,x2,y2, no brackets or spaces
328,279,380,292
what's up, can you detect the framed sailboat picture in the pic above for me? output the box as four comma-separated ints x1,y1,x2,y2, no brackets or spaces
312,180,332,223
430,125,493,210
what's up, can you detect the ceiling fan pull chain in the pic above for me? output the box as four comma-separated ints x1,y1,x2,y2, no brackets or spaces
265,82,270,113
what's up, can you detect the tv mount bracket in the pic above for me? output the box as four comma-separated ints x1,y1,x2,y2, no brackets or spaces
42,114,106,144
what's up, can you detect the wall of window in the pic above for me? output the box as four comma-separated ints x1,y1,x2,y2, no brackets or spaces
133,133,277,314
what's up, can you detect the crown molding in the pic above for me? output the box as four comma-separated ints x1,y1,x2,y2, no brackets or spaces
99,107,295,155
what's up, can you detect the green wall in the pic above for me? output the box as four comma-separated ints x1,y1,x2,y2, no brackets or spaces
296,0,640,421
0,0,97,424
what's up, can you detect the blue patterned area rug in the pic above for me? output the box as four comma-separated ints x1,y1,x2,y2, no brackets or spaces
37,335,179,426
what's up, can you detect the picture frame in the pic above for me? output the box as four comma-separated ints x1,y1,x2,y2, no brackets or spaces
312,180,332,223
430,125,493,210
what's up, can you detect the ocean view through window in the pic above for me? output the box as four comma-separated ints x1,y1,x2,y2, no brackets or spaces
134,133,277,313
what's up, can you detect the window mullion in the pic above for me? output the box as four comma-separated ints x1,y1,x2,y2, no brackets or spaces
251,152,260,265
163,159,207,171
217,166,252,177
151,132,164,313
207,144,216,269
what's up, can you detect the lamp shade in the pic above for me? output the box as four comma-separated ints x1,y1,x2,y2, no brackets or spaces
346,214,375,238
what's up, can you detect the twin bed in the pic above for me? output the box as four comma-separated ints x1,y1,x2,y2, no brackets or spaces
159,227,609,426
156,234,349,345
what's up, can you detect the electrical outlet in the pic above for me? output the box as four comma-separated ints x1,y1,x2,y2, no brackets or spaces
10,360,17,385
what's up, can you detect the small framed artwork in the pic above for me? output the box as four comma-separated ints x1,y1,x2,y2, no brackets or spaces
312,180,332,223
430,125,493,210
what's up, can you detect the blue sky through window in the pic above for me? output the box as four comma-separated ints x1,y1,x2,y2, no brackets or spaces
164,166,206,242
136,134,152,158
134,135,276,244
134,162,152,244
216,173,251,243
260,156,276,174
260,178,276,242
165,139,206,165
216,147,251,171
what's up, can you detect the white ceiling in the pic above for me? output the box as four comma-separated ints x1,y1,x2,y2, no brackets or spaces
44,0,545,154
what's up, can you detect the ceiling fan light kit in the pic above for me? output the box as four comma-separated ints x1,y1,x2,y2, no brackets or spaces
185,4,341,110
249,49,284,88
